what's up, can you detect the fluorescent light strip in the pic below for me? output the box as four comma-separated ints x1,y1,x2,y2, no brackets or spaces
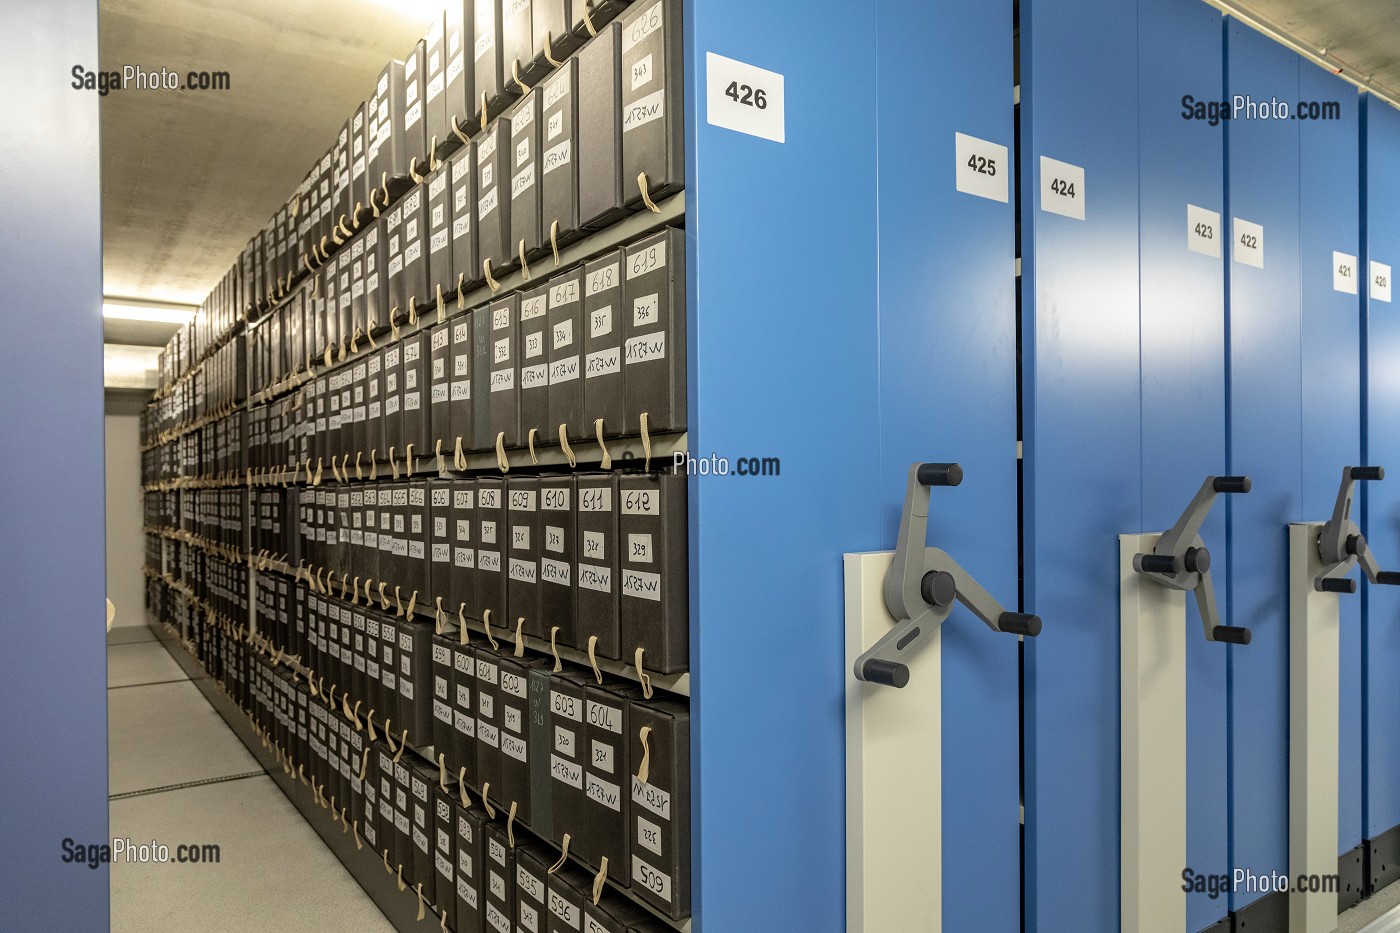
102,302,196,325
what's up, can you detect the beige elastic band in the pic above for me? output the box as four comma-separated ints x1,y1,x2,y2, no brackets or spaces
351,575,361,605
519,240,531,280
331,455,343,483
636,725,653,784
592,858,608,904
410,156,425,185
634,647,653,699
303,254,315,277
340,571,350,600
406,442,417,475
456,273,467,310
582,2,598,36
527,428,539,465
594,419,612,469
548,834,571,873
355,452,363,480
325,343,334,368
370,451,379,480
438,753,449,791
640,412,653,471
381,174,390,213
435,597,446,635
339,214,352,239
512,59,529,93
368,715,378,741
365,578,374,603
389,446,400,480
379,581,390,610
507,801,518,847
483,258,500,292
454,436,468,471
514,617,526,657
549,626,562,672
315,568,326,594
436,285,446,325
366,326,379,350
451,116,471,148
480,784,496,818
383,848,393,875
390,312,401,342
351,700,362,731
395,730,408,762
587,635,603,684
558,425,577,467
338,338,347,364
395,585,404,617
550,221,561,266
351,327,362,353
313,457,323,486
397,864,406,892
638,172,661,213
545,32,563,68
406,591,417,622
458,605,470,644
440,906,448,933
360,747,371,781
458,767,471,808
408,296,418,326
495,433,510,473
483,609,499,649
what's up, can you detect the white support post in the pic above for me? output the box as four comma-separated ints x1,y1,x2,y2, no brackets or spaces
1120,532,1187,933
845,551,940,933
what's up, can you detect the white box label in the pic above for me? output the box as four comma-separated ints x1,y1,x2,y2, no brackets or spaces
1372,261,1392,302
954,132,1008,203
1187,204,1221,258
705,52,785,144
1039,155,1085,220
1233,218,1264,268
1334,252,1359,294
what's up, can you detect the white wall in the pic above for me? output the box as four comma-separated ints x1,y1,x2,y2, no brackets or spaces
104,409,144,629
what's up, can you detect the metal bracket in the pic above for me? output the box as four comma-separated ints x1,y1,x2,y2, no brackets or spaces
1313,466,1400,593
1133,475,1252,644
853,462,1040,688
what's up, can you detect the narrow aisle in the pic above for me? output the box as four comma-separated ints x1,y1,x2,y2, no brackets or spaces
107,624,394,933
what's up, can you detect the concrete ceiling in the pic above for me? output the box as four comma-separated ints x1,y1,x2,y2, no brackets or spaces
1224,0,1400,103
100,0,443,311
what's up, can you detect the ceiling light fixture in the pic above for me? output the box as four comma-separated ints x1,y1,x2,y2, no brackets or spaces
102,302,196,325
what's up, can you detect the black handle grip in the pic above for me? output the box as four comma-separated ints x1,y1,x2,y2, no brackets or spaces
1377,572,1400,586
1135,553,1179,575
1212,625,1252,645
860,658,910,688
916,462,964,487
1213,476,1252,494
1319,577,1357,594
998,612,1042,637
1350,466,1385,482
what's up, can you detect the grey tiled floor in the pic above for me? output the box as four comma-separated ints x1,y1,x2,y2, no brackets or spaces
107,625,393,932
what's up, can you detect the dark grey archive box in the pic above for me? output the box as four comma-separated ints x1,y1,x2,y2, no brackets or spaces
351,604,370,714
430,479,453,609
375,613,400,737
363,217,388,337
620,0,683,208
350,356,368,457
361,485,381,591
584,679,631,882
402,40,428,180
537,0,584,63
507,475,543,639
450,313,475,449
337,367,354,460
366,345,385,459
368,60,409,205
401,329,432,453
519,284,552,446
350,225,369,336
427,165,454,308
546,863,594,933
539,473,577,647
378,486,400,611
422,11,447,159
472,304,496,450
627,696,690,919
622,227,685,434
451,634,478,781
351,101,372,227
574,472,621,657
582,250,625,438
488,293,522,449
528,667,556,840
406,479,430,601
430,322,452,454
398,183,429,322
431,631,458,765
476,476,508,624
476,120,513,275
398,618,434,754
474,645,504,810
582,891,651,933
385,199,407,320
451,478,478,619
382,341,403,456
337,242,355,350
541,59,583,247
449,143,479,293
509,90,544,261
498,655,543,822
618,472,687,673
474,0,514,124
442,0,476,156
432,783,457,928
454,800,486,933
483,820,516,933
335,118,354,234
547,266,585,442
502,0,537,89
515,843,553,933
548,670,590,853
408,759,436,907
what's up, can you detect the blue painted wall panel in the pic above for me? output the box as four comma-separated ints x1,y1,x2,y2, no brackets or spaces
874,1,1019,929
685,2,882,929
1136,2,1229,928
1363,93,1400,841
1224,18,1301,912
1297,65,1363,858
1021,0,1141,927
0,0,108,928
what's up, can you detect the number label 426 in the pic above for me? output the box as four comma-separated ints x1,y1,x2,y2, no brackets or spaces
723,81,767,110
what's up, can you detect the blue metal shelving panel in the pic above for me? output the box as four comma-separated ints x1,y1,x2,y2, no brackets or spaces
685,2,882,929
1137,2,1229,928
874,0,1019,928
1223,18,1301,914
1297,65,1363,862
1363,94,1400,843
1021,0,1142,927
